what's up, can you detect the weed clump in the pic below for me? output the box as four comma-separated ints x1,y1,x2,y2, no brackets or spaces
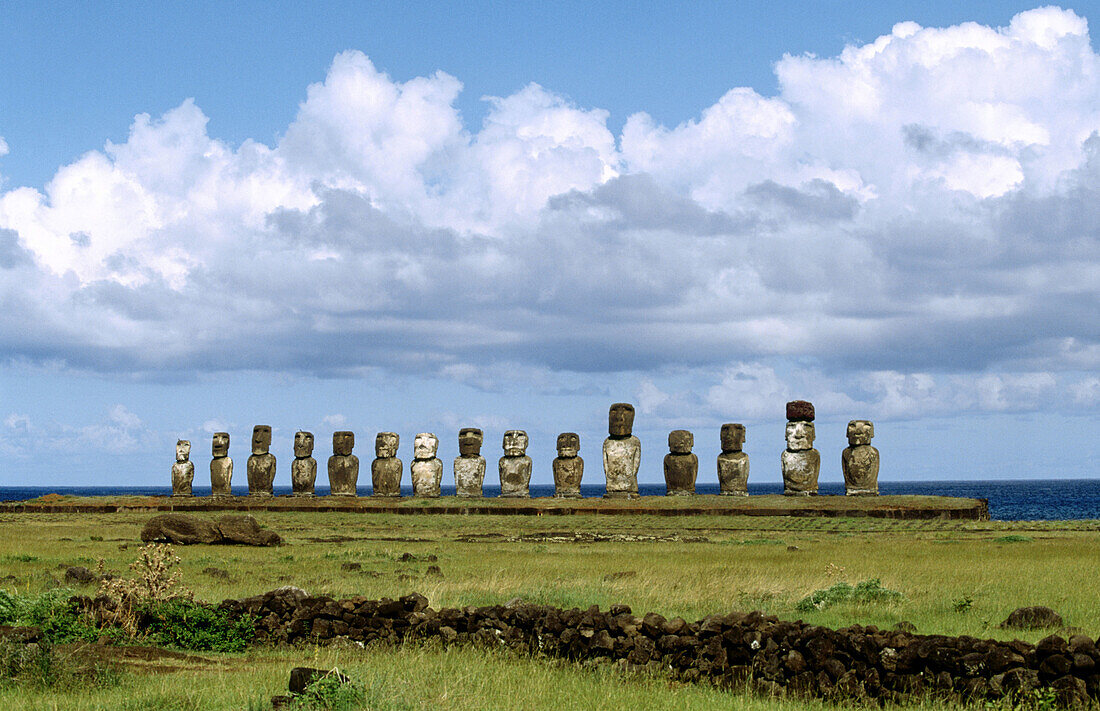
143,598,254,652
796,578,903,612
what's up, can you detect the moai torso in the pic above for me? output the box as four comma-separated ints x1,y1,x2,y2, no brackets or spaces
782,401,819,496
210,432,233,498
328,431,359,496
247,425,276,497
291,431,317,496
371,432,402,497
717,423,749,496
411,433,443,497
171,440,194,497
843,420,880,495
552,432,583,498
499,430,532,498
663,430,698,495
454,428,486,498
603,402,640,498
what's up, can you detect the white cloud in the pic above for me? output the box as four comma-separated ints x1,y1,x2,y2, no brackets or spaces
0,137,8,157
321,414,347,428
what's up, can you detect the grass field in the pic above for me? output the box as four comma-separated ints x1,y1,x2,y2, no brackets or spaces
1,510,1097,710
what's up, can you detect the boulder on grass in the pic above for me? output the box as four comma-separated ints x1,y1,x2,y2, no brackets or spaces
1000,606,1064,630
141,513,221,544
216,515,282,546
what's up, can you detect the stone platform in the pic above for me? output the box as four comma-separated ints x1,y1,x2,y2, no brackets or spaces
1,494,989,520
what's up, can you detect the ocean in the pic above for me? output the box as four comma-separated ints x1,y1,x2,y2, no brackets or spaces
1,479,1098,521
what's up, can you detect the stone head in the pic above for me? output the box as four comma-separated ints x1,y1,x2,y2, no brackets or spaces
333,431,355,456
556,432,580,458
294,431,314,458
413,432,439,459
720,423,745,452
785,421,815,451
458,428,483,457
608,403,635,437
786,400,815,422
847,420,874,446
375,432,399,458
503,430,529,456
252,425,272,455
212,432,230,458
668,430,693,454
175,439,191,463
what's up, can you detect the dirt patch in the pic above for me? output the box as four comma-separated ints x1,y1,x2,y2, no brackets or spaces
60,642,235,673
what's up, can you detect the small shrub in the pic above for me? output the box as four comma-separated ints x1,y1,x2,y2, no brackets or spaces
142,598,255,652
0,638,122,690
994,535,1033,543
1,588,97,643
796,578,903,612
287,671,366,711
2,554,37,563
95,543,192,635
953,595,974,613
90,535,103,542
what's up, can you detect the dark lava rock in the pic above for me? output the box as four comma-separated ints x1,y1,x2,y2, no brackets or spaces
141,513,221,544
216,515,282,546
288,666,350,695
892,621,917,633
1000,606,1064,630
64,565,97,584
340,562,361,571
203,567,231,579
1052,674,1089,708
786,400,815,422
425,565,444,578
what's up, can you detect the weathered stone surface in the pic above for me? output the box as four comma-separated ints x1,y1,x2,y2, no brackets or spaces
1001,607,1065,630
328,432,359,496
499,430,532,498
717,424,749,496
411,433,443,498
247,425,276,497
604,403,640,499
210,432,233,498
171,439,194,497
216,514,281,546
786,400,815,422
141,513,221,544
454,428,485,497
371,432,401,497
458,428,483,457
664,430,698,495
291,431,317,497
843,420,879,496
783,421,819,495
553,432,583,498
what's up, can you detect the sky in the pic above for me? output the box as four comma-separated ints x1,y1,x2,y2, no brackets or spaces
1,1,1098,487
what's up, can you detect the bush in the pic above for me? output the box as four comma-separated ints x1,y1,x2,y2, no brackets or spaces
994,535,1033,543
286,672,367,711
0,638,121,690
796,578,903,612
142,598,255,652
0,588,97,643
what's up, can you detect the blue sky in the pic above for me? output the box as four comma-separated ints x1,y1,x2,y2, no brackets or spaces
1,2,1098,487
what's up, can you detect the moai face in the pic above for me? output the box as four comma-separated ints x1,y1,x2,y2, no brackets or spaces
556,432,580,458
608,403,635,437
668,430,694,454
175,439,191,463
212,432,230,457
413,432,439,459
294,431,314,458
333,431,355,456
252,425,272,455
503,430,529,456
458,428,483,456
785,421,815,451
847,420,874,446
720,424,745,452
375,432,399,458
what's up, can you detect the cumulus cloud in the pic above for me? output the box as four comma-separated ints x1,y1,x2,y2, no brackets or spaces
0,7,1098,420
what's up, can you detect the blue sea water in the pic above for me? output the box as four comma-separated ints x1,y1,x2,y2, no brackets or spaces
1,480,1098,521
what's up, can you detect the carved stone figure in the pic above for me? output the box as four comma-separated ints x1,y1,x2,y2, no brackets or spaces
664,430,698,495
291,431,317,497
499,430,532,498
411,432,443,497
371,432,402,497
716,423,749,496
552,432,583,498
603,403,640,499
171,439,194,497
782,401,819,495
210,432,233,498
454,428,486,498
247,425,276,497
328,431,359,496
843,420,880,495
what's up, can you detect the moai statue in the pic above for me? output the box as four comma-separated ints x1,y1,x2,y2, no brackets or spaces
842,420,879,496
603,403,640,499
454,428,486,498
247,425,276,497
171,439,194,497
411,432,443,497
328,431,359,496
371,432,402,497
499,430,532,498
782,400,819,496
552,432,583,498
717,423,749,496
291,431,317,497
210,432,233,498
664,430,698,495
